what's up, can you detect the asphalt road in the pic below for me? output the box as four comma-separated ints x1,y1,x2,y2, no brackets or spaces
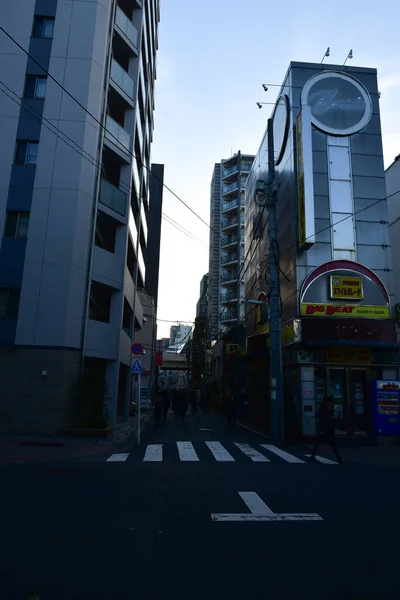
1,410,400,600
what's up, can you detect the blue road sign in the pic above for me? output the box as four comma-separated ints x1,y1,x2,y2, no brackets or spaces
131,359,143,374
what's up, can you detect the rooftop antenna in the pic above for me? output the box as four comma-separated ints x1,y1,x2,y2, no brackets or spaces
321,47,330,63
343,49,353,65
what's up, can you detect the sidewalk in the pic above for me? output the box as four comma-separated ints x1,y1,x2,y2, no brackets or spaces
302,442,400,467
0,410,153,465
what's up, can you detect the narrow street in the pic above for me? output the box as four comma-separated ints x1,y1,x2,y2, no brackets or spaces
1,411,400,599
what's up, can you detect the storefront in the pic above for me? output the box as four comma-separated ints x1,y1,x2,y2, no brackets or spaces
246,260,400,439
289,260,399,438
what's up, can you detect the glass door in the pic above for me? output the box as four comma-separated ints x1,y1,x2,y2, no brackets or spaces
348,369,368,435
327,368,348,435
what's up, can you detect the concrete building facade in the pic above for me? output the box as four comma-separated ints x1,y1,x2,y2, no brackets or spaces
0,0,160,433
386,155,400,307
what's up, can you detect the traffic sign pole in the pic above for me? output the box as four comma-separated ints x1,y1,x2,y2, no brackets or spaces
137,370,141,445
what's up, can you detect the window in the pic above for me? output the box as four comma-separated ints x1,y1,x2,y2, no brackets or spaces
15,141,38,165
4,211,30,239
24,76,47,99
0,289,21,318
32,16,55,38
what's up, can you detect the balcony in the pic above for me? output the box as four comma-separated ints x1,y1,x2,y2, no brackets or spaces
220,293,236,303
222,165,238,180
92,245,123,290
221,312,237,323
222,199,238,214
99,178,127,216
86,319,118,360
110,58,135,99
222,181,238,197
221,234,238,248
115,6,139,49
105,115,132,155
221,271,237,284
221,253,238,265
221,217,238,231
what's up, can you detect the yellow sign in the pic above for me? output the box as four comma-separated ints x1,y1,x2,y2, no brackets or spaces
296,109,306,249
300,303,390,319
226,343,239,356
325,347,371,364
330,276,363,300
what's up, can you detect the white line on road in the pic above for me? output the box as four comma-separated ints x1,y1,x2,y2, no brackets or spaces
106,453,129,462
177,442,199,461
143,444,163,462
235,443,270,462
206,441,235,462
260,444,306,463
239,491,274,514
306,454,338,464
211,491,323,522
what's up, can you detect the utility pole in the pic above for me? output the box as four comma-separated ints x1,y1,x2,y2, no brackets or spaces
255,118,284,445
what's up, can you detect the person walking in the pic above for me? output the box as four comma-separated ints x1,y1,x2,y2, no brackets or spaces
152,393,163,427
226,390,237,426
162,389,171,423
311,397,346,464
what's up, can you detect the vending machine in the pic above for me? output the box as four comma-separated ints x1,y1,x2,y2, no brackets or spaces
371,380,400,435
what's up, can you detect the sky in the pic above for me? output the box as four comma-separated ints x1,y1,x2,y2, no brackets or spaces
151,0,400,340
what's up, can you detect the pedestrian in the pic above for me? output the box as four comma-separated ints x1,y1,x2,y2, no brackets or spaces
311,397,346,464
226,390,237,426
152,393,163,427
162,390,170,423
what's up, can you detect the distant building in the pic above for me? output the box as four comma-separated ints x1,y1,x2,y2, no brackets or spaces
196,274,208,318
207,153,255,343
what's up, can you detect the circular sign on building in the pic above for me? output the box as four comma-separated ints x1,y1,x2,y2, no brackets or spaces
301,71,373,136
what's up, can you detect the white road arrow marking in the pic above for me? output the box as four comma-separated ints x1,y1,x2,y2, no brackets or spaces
211,491,323,522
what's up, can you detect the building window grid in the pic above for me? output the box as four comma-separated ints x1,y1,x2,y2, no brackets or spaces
32,16,55,39
4,211,30,239
14,141,39,166
24,76,47,99
0,289,21,318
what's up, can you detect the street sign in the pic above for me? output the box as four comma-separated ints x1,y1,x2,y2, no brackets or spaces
226,343,239,356
131,343,143,355
131,359,143,374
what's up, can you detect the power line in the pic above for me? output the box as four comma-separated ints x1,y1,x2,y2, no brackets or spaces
0,80,201,244
0,26,261,274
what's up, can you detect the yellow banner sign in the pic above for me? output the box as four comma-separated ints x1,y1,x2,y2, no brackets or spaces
330,276,363,300
226,343,239,356
301,303,390,319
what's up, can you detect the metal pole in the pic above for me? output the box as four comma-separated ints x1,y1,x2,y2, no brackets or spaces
266,118,284,445
137,369,141,445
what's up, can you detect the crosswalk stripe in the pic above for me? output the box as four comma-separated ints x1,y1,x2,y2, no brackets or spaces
305,454,338,464
234,443,270,462
106,453,129,462
177,441,199,461
143,444,163,462
261,444,306,464
206,441,235,462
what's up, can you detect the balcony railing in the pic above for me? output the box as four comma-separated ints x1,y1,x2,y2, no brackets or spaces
221,218,238,229
221,271,237,283
99,178,127,216
110,59,135,98
221,234,238,247
115,6,139,48
222,199,238,212
221,253,237,265
222,182,238,195
222,165,238,178
105,115,131,154
221,312,237,323
220,293,236,303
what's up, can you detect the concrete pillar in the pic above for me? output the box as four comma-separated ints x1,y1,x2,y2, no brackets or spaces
106,360,119,427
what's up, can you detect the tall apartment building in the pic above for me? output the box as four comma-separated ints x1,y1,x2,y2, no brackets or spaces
0,0,161,434
207,153,254,343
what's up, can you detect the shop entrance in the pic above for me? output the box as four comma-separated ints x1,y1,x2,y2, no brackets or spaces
327,368,370,435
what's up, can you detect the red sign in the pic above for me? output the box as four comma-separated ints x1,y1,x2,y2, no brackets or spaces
156,352,163,366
